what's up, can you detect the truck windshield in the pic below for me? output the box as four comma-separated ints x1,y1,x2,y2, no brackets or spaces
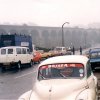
38,63,84,80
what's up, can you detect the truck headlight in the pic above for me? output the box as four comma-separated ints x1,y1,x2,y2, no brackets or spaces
76,90,88,100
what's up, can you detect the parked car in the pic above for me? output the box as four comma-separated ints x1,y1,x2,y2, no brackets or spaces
18,55,98,100
88,48,100,71
33,51,42,63
0,46,33,70
54,46,67,55
41,51,52,59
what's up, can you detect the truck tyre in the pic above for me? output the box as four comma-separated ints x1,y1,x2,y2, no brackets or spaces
17,62,21,69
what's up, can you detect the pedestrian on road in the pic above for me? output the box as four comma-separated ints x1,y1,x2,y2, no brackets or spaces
72,46,75,55
80,46,82,55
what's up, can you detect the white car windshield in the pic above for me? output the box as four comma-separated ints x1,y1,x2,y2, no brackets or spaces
38,63,84,80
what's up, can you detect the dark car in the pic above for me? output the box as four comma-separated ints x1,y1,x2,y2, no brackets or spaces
88,48,100,70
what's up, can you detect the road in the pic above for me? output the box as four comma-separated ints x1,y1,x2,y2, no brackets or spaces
0,57,100,100
0,64,38,100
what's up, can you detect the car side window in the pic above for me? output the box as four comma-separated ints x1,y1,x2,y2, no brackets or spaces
22,48,26,54
87,61,92,78
8,49,13,54
1,49,6,55
16,48,21,54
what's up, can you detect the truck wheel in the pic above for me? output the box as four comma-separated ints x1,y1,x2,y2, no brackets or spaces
17,62,21,69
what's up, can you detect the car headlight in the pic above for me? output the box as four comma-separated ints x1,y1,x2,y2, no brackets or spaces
76,89,88,100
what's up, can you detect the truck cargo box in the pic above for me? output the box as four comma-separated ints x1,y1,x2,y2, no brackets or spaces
0,34,33,52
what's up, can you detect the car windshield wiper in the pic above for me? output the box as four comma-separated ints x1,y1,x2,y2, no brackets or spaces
59,73,67,78
39,72,46,79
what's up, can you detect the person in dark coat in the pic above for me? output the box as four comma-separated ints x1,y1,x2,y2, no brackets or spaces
72,46,75,55
80,46,82,55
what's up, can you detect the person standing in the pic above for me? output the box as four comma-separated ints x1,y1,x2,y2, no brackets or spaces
72,46,75,55
80,46,82,55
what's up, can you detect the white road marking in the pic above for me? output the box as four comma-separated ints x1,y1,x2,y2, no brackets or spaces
15,70,37,79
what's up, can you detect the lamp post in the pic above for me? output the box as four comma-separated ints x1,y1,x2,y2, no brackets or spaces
84,31,87,49
62,22,69,47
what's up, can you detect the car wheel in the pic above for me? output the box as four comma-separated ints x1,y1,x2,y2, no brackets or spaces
91,67,95,71
30,60,33,67
38,60,41,63
17,62,21,69
1,66,6,72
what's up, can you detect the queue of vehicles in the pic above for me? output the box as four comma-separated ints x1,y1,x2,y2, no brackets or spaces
0,34,72,71
0,33,100,73
0,34,99,99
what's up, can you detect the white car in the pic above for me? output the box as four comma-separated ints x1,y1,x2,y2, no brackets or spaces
18,55,98,100
54,46,67,55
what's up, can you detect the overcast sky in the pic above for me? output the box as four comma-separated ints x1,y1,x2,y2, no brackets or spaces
0,0,100,27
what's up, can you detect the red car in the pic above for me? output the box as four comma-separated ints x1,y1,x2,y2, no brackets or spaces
33,51,42,63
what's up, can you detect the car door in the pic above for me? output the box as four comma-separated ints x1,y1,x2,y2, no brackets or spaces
0,48,7,63
21,48,28,64
26,48,32,63
16,47,27,64
6,48,15,63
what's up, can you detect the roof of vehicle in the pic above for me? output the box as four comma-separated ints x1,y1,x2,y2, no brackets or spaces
55,46,66,48
89,48,100,53
0,46,29,49
39,55,88,67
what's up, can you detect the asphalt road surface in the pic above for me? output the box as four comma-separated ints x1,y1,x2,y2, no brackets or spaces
0,64,38,100
0,61,100,100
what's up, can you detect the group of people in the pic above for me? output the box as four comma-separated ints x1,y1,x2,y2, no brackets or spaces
72,46,82,55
